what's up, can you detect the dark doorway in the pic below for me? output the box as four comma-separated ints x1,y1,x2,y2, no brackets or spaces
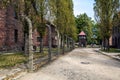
14,29,18,43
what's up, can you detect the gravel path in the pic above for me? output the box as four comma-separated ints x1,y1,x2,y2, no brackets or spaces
19,48,120,80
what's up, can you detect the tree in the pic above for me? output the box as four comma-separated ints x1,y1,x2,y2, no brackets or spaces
94,0,120,50
92,23,102,45
57,0,77,53
75,13,93,44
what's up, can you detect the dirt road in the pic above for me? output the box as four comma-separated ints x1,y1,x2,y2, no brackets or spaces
19,48,120,80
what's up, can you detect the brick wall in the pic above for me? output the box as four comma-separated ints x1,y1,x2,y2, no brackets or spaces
32,29,40,47
112,25,120,48
32,25,57,48
0,5,24,51
0,9,6,49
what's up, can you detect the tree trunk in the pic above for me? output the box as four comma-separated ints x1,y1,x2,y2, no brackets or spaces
39,34,43,53
56,29,60,56
103,37,105,50
107,38,110,51
60,35,63,49
62,35,65,54
66,35,68,51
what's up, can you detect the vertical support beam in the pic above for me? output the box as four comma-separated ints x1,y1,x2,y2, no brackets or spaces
56,28,60,56
21,15,33,72
65,35,68,52
24,34,28,55
62,35,65,54
46,24,52,61
68,37,70,51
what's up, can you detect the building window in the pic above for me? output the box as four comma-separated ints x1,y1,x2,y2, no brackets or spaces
37,37,41,42
14,29,18,43
14,10,18,19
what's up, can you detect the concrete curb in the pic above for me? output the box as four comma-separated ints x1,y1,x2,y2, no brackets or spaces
0,68,27,80
97,50,120,62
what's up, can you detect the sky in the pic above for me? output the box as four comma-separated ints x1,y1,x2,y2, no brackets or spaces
73,0,95,20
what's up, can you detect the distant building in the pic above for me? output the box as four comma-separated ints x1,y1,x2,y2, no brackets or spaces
0,5,24,51
78,31,87,47
111,11,120,49
112,25,120,48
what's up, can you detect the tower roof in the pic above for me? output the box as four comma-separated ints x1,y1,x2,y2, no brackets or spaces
79,31,86,36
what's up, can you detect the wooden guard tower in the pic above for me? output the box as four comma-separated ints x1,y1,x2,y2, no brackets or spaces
78,31,87,47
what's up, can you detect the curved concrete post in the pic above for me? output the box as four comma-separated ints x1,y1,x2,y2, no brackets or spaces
55,28,60,56
21,14,33,72
46,24,52,61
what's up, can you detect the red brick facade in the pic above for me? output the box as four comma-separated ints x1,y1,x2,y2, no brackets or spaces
112,25,120,48
32,24,57,48
32,29,40,47
0,5,24,51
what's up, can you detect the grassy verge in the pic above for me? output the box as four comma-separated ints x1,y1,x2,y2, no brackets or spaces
101,48,120,53
33,52,48,59
0,53,27,68
0,52,48,69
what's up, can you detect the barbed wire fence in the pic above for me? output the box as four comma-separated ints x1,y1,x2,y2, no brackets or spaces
30,23,75,71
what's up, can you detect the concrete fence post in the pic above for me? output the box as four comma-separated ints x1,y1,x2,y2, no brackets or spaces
21,14,33,72
46,24,52,61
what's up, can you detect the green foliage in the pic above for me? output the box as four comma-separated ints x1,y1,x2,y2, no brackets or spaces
101,48,120,53
32,0,46,37
55,0,77,40
94,0,120,50
92,23,102,44
94,0,120,39
75,13,93,44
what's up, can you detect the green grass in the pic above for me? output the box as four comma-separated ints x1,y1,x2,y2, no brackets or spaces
109,48,120,53
33,52,48,59
0,52,48,69
101,48,120,53
0,53,27,68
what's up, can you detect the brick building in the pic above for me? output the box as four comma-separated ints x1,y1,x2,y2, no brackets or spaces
0,5,24,51
112,25,120,48
32,23,57,49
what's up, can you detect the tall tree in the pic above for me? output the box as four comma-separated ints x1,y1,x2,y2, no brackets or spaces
94,0,120,50
55,0,77,39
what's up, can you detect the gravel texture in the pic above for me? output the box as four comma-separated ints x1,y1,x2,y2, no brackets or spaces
19,48,120,80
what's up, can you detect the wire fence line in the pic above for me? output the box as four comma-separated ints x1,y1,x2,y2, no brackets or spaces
26,23,75,71
31,34,75,71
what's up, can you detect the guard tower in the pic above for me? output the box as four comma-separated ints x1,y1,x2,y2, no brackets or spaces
78,31,87,47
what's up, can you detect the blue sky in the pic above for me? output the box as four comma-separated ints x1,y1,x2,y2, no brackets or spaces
73,0,95,20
